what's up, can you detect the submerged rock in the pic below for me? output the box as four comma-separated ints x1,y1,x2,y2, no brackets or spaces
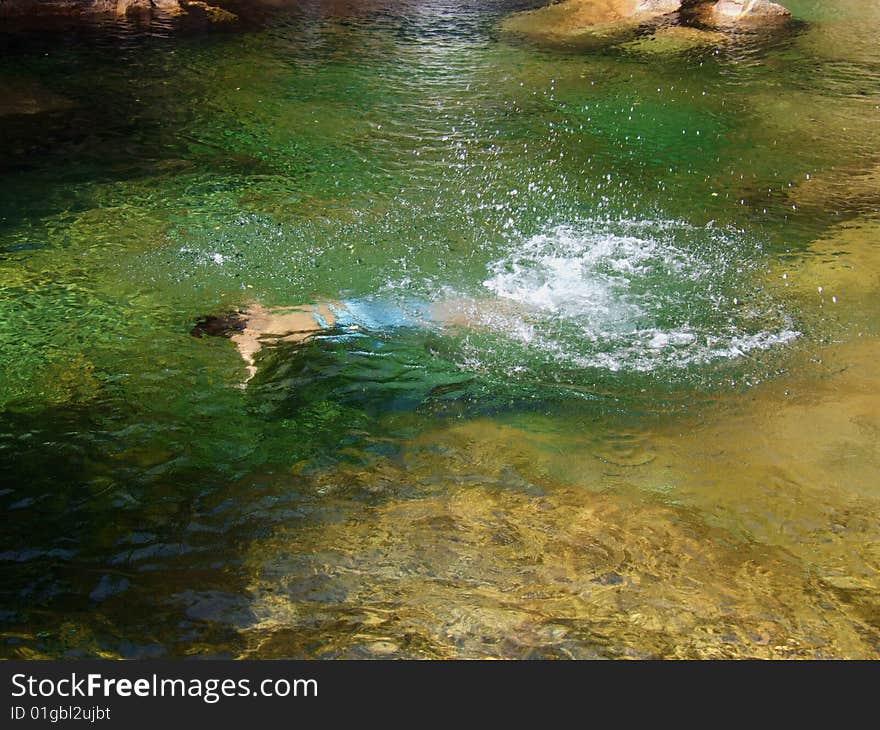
89,575,131,603
235,417,879,658
790,162,880,214
794,0,880,66
34,354,102,406
179,0,237,22
770,217,880,304
0,78,75,118
739,88,880,178
501,0,683,45
619,24,727,54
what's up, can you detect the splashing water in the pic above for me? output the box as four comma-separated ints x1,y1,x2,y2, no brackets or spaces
432,219,800,374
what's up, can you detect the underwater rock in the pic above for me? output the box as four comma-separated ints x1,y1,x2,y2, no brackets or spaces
654,332,880,618
501,0,683,45
89,575,131,603
0,78,75,118
237,438,878,658
793,0,880,66
696,0,791,26
790,162,880,214
619,24,726,54
770,217,880,304
179,0,237,22
34,354,102,406
718,86,880,200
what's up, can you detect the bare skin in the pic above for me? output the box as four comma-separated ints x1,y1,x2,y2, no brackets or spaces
192,295,536,385
229,302,341,382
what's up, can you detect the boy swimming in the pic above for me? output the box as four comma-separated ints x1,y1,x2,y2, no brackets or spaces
191,296,481,383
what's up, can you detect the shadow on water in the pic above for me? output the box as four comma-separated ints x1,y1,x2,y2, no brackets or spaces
0,397,254,657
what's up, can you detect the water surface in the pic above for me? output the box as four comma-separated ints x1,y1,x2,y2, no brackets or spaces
1,0,878,658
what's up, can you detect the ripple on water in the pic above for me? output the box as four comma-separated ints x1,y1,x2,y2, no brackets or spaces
2,0,880,661
233,434,875,659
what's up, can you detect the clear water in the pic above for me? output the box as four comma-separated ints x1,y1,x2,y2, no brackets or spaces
1,0,878,658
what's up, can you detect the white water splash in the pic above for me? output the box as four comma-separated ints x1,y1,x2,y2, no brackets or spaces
462,220,799,373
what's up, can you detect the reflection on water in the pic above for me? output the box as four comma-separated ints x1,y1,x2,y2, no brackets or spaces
1,0,879,658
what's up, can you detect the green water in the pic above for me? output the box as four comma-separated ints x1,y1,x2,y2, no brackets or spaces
1,0,879,658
